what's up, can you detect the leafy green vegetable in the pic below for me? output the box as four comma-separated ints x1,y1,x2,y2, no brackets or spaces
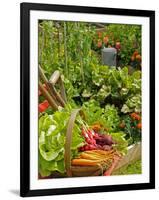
38,22,142,178
104,104,120,132
91,66,141,113
121,94,141,113
82,100,105,125
110,132,128,155
82,100,120,132
38,108,84,177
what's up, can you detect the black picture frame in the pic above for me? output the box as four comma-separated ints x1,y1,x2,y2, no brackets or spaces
20,2,155,197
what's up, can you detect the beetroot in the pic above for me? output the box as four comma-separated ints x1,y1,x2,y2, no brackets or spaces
80,128,115,152
95,134,114,145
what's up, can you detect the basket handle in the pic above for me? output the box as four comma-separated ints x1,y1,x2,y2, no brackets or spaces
64,109,81,177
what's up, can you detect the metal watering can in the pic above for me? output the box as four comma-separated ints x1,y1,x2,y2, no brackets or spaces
101,47,117,67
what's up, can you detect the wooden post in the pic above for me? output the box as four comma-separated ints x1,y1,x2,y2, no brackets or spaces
39,65,59,105
49,70,66,107
38,81,58,111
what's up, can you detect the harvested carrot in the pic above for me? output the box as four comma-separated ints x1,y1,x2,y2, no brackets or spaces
71,159,99,166
90,149,115,155
80,152,113,160
79,152,102,160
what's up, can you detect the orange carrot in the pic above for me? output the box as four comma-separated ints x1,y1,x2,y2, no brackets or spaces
91,149,115,155
71,159,99,166
80,152,102,160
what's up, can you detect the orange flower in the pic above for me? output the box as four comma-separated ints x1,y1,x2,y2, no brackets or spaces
130,112,136,119
97,40,102,48
131,56,135,61
136,54,141,62
137,123,142,129
130,112,141,121
103,36,109,44
97,31,102,38
119,122,125,128
133,50,139,57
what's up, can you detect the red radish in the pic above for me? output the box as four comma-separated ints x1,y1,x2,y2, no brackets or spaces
84,145,90,151
79,146,85,151
86,138,92,144
88,145,97,150
80,127,115,152
93,133,101,139
87,129,94,140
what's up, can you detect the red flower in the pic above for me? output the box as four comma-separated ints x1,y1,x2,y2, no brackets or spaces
38,100,49,113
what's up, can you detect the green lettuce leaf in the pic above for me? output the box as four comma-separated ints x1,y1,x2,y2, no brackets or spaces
38,108,84,177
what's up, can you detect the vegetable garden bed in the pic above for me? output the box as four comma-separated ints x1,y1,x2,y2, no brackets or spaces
38,21,142,178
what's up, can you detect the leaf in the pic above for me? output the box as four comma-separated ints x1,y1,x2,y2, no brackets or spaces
82,100,120,132
97,85,111,101
82,89,92,98
121,94,141,113
110,132,128,155
38,108,84,176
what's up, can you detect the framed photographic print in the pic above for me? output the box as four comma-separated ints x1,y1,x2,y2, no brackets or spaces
20,2,155,197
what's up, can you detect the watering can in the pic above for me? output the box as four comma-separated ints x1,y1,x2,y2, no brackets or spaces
101,47,117,67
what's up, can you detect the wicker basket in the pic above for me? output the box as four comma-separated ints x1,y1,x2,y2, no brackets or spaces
64,109,121,177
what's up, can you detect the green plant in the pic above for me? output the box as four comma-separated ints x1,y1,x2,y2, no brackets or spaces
38,107,85,177
119,113,141,145
93,24,141,67
112,159,141,175
91,66,141,113
82,100,120,132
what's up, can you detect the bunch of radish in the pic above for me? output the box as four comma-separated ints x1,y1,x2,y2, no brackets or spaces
79,128,115,152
